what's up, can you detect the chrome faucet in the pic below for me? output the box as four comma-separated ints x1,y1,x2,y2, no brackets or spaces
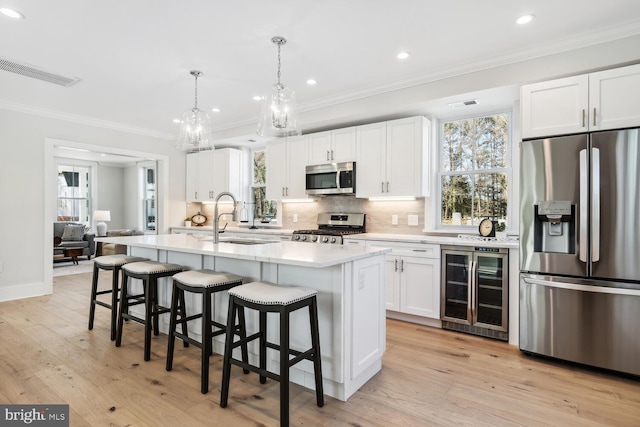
213,191,238,243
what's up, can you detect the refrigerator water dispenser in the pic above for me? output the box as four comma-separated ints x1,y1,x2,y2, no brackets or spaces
533,201,575,254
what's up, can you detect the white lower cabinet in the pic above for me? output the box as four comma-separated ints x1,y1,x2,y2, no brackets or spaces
347,239,440,320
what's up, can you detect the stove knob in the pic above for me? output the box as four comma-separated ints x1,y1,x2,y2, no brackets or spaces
301,235,307,241
311,235,318,242
330,237,337,244
293,235,300,241
322,236,329,243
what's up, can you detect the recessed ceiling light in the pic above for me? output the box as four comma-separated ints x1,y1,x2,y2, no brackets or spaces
253,95,262,101
397,52,410,60
0,8,24,19
516,14,534,25
172,118,181,123
306,79,317,85
212,107,221,113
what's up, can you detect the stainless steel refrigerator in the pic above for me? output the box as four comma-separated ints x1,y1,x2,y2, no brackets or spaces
520,128,640,376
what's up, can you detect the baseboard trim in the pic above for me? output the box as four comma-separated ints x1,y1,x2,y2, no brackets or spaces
0,281,48,303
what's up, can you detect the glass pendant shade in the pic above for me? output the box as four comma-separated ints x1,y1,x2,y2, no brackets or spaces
176,70,213,152
257,83,301,138
177,107,213,152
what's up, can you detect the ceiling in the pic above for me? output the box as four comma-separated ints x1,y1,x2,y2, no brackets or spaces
2,1,640,147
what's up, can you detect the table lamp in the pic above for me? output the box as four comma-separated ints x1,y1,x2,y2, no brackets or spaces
94,210,111,236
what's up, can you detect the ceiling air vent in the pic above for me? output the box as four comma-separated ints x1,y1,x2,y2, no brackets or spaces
0,56,81,87
447,99,479,108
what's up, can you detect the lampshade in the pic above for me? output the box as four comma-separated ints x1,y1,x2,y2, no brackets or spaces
257,36,301,138
177,70,214,152
93,210,111,222
94,210,111,237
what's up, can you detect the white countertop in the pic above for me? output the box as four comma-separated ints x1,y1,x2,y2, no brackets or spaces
170,226,519,249
96,233,390,268
343,232,520,249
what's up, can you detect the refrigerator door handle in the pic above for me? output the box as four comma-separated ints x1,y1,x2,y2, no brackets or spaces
467,260,474,321
523,277,640,297
591,147,600,262
579,149,588,262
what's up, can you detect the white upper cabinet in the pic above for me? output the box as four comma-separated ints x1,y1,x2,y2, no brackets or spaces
185,148,242,202
356,116,430,198
308,127,356,165
521,75,589,139
521,64,640,138
266,135,309,200
589,64,640,131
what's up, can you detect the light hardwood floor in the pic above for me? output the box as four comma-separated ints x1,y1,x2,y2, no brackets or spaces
1,271,639,426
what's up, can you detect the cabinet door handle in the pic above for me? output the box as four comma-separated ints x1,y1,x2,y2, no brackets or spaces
593,108,597,127
195,191,198,199
386,181,390,192
394,259,398,272
381,182,385,193
327,151,330,161
582,109,586,127
282,187,285,196
400,259,404,272
331,150,334,160
286,187,289,196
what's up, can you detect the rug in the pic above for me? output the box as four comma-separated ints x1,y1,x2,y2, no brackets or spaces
53,259,95,277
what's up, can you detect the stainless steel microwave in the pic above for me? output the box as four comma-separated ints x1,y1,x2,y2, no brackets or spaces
305,162,355,195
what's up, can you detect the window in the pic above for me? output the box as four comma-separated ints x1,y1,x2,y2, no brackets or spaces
251,150,278,223
143,165,156,231
438,113,510,229
57,164,91,224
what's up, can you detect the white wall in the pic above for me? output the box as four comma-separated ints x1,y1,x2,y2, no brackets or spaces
0,108,185,302
96,164,125,229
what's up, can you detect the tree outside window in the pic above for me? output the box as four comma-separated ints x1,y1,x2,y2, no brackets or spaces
439,114,509,228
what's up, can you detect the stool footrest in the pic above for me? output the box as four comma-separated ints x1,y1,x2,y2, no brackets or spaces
228,358,281,383
95,289,116,296
94,300,116,309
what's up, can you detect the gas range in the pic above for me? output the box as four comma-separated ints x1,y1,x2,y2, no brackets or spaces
292,213,366,244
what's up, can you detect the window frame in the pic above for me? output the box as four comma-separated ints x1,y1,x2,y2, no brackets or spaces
436,110,513,232
250,148,282,226
56,161,94,226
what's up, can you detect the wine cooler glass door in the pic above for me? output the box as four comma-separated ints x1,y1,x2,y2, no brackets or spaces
442,250,472,324
473,253,508,331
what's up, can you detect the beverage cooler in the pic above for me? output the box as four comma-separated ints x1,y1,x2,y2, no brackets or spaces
440,245,508,341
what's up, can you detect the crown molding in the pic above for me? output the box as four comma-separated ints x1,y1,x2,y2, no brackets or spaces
0,99,174,140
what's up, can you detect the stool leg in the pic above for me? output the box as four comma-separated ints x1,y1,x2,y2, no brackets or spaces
166,281,180,372
309,297,324,407
279,307,290,427
88,263,100,331
151,277,160,336
109,266,120,341
144,278,153,361
259,310,267,384
220,295,236,408
201,289,212,394
237,305,250,374
115,273,129,347
179,288,189,348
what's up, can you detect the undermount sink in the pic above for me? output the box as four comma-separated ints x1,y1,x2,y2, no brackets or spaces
219,238,279,245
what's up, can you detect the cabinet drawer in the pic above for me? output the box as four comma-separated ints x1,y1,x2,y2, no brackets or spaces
343,239,366,247
366,240,439,258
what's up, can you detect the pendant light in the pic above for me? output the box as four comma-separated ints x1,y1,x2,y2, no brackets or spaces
257,36,301,138
176,70,213,152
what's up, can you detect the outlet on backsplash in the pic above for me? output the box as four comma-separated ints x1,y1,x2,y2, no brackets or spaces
408,215,419,226
391,215,398,225
293,214,298,223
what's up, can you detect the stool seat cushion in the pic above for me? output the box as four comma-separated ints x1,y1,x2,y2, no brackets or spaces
123,261,182,275
173,270,244,288
94,255,147,267
228,281,317,305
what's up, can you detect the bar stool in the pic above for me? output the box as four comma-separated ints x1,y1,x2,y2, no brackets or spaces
220,281,324,427
88,255,147,341
115,260,183,361
166,269,249,394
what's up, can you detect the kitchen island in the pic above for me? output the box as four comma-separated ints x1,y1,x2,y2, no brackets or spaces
95,233,390,401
